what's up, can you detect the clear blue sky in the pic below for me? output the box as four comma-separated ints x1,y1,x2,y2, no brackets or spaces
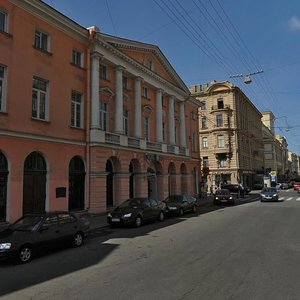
44,0,300,154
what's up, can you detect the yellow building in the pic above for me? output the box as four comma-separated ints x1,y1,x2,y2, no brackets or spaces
190,81,264,190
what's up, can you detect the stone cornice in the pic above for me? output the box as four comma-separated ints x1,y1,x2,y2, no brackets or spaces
95,33,190,100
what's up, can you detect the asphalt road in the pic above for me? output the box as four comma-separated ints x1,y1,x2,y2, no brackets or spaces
1,190,300,300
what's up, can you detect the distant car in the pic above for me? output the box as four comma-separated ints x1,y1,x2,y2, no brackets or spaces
163,194,197,216
0,212,90,263
293,182,300,190
107,197,166,227
213,189,235,205
277,182,289,190
260,187,280,202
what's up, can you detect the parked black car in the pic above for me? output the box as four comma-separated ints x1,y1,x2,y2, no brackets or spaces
107,197,166,227
221,184,244,198
0,211,90,263
163,194,197,216
213,189,235,205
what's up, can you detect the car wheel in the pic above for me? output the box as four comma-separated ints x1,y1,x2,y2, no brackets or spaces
158,211,165,222
135,216,142,227
192,205,197,213
179,208,184,216
73,232,84,247
18,245,32,264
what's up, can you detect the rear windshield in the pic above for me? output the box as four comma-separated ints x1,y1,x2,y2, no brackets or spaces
11,216,43,231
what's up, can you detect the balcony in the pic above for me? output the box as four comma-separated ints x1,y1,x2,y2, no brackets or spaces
90,128,188,156
211,104,231,112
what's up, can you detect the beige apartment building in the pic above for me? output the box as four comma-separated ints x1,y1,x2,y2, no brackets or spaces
190,81,264,190
262,111,290,182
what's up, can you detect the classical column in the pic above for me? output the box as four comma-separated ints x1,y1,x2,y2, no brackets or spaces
169,96,175,144
115,66,124,133
134,77,142,138
90,52,102,129
156,89,163,143
179,102,187,147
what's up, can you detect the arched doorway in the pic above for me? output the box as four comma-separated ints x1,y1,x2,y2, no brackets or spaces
180,163,188,194
0,152,8,221
106,160,114,207
168,162,176,196
23,152,46,215
69,156,85,211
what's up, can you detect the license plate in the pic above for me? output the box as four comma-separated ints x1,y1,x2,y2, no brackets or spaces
221,200,227,202
111,218,120,222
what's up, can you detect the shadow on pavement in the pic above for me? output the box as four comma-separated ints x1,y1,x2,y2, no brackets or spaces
0,193,259,297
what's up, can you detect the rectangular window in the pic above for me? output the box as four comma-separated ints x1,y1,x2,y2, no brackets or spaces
192,132,198,151
202,137,208,148
202,157,209,168
219,159,227,167
216,114,223,127
142,86,149,98
99,102,108,131
201,117,208,129
72,49,83,67
0,65,7,112
144,117,149,141
99,64,108,80
200,101,206,110
162,122,166,142
34,30,50,52
122,76,128,90
217,98,224,109
123,109,129,135
71,91,83,128
32,77,48,120
217,135,225,148
0,9,8,33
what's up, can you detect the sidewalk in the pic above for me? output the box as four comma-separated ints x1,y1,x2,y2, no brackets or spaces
80,195,214,232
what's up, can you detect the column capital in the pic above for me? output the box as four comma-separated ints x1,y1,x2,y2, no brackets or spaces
91,51,103,60
135,76,144,82
116,65,126,71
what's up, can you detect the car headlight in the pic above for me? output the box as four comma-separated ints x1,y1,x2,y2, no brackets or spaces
260,194,265,197
123,213,132,218
107,213,112,218
229,196,233,200
0,243,11,250
273,194,277,197
215,197,219,200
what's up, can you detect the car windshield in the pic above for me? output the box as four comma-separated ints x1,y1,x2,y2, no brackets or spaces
11,216,44,231
119,199,142,208
164,195,182,203
262,188,277,193
215,189,230,195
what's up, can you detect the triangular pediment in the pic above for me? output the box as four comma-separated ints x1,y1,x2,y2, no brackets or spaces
100,33,189,94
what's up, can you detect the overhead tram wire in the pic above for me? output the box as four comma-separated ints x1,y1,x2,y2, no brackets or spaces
153,0,240,76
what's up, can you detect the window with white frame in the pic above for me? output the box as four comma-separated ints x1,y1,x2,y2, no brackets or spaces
34,30,50,52
217,135,225,148
99,64,108,80
144,117,149,140
99,101,108,131
123,109,129,135
219,158,227,167
216,114,223,127
32,77,48,120
0,9,8,33
201,116,208,129
71,91,83,128
0,65,7,112
142,86,149,98
202,137,208,148
72,49,83,68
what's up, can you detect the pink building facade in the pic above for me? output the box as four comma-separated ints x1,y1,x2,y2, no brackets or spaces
0,0,201,223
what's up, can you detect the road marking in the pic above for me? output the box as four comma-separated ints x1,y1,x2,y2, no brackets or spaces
286,197,293,201
296,198,300,201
